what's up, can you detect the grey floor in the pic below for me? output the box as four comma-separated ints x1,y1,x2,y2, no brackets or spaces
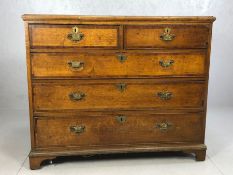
0,108,232,175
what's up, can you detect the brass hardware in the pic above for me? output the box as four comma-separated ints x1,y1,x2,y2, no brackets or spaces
159,60,174,68
70,125,85,134
155,122,172,131
157,91,173,100
160,27,175,41
67,61,84,71
69,92,85,101
67,26,84,42
116,115,127,123
117,55,127,63
116,83,127,92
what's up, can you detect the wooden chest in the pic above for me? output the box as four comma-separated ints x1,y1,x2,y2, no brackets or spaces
22,15,215,169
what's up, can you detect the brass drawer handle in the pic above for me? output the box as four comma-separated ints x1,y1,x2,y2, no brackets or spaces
67,61,84,71
160,28,175,41
70,125,85,134
67,26,84,42
117,55,127,63
155,122,172,131
69,92,85,101
116,83,127,92
159,60,174,68
116,115,127,123
157,92,173,100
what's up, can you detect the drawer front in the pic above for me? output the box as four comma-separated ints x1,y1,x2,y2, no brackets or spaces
33,81,205,111
30,25,119,48
35,113,204,148
125,25,209,49
31,52,206,78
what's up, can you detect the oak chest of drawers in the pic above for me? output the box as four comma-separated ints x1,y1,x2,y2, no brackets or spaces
22,15,215,169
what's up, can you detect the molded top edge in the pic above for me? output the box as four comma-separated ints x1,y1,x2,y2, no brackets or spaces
22,14,216,22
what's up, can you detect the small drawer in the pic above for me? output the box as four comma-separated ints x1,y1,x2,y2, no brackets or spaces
29,25,119,48
125,25,210,49
35,113,204,148
33,80,205,111
31,51,206,78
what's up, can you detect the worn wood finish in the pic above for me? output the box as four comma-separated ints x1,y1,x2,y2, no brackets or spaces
125,25,209,49
30,25,119,48
29,143,207,168
195,150,206,161
31,51,206,78
22,15,215,169
22,15,216,24
29,155,56,170
33,81,205,111
35,113,204,148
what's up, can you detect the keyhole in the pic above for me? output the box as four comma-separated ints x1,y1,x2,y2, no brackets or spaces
73,27,78,33
165,28,171,34
116,115,126,123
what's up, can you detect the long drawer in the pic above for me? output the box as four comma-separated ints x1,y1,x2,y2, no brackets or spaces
29,25,119,48
125,25,209,49
35,113,204,148
31,51,206,78
33,80,205,111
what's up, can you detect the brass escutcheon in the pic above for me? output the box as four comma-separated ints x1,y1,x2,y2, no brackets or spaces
116,83,127,92
159,59,174,68
155,122,172,131
157,91,173,100
70,125,85,134
117,55,127,63
69,92,85,101
160,27,176,41
67,26,84,42
116,115,127,123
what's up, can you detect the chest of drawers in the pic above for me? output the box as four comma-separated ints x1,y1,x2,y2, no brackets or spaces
22,15,215,169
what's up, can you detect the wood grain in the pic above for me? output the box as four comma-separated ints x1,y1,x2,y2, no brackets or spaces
31,51,206,78
22,15,215,169
125,25,209,49
22,14,216,23
33,80,205,111
30,25,119,48
35,113,204,148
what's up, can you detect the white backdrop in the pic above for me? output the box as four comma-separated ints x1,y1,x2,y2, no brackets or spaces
0,0,232,110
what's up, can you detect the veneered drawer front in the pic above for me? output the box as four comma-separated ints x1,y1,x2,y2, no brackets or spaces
33,80,205,111
31,51,206,78
35,113,204,148
30,25,119,48
125,25,209,49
